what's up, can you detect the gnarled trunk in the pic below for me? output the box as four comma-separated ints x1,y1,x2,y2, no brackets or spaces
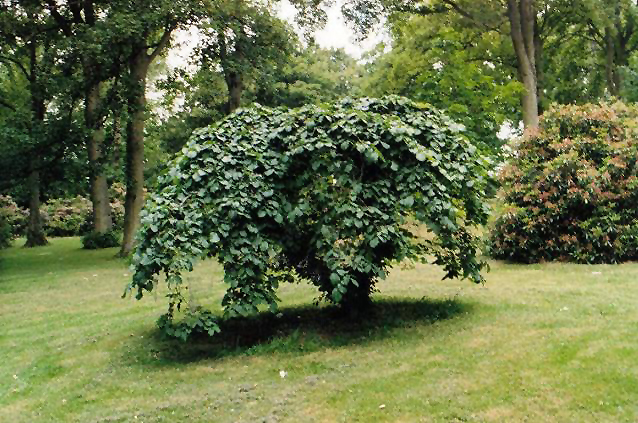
85,82,113,234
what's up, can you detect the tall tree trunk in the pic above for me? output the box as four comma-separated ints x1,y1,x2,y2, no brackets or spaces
119,28,173,256
25,41,47,248
85,81,113,234
111,109,122,168
605,27,620,96
507,0,539,128
119,52,150,257
534,20,545,114
226,71,243,113
24,168,48,247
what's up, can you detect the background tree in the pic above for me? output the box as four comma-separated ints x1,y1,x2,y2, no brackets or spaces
0,0,67,247
151,43,364,156
113,0,208,256
342,0,579,129
43,0,119,237
197,0,295,114
359,14,521,156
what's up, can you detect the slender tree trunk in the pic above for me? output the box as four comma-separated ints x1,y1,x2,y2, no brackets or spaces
85,81,113,234
507,0,539,128
605,28,620,96
226,72,243,113
119,53,149,257
25,43,48,248
111,109,122,168
534,20,545,114
24,168,48,247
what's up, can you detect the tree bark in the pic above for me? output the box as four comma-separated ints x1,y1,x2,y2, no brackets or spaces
605,27,620,96
111,108,122,168
119,27,173,256
24,169,48,247
119,52,149,257
85,81,113,234
25,39,47,248
507,0,539,128
534,19,545,114
226,71,244,113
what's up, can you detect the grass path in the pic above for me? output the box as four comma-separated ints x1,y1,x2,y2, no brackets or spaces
1,238,638,422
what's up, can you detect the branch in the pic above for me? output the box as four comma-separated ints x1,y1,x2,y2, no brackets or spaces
439,0,505,33
148,25,174,62
44,0,73,36
0,97,16,111
68,0,84,23
0,55,30,79
83,0,95,26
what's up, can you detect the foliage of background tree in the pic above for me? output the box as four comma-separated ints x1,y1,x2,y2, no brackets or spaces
360,14,521,157
489,102,638,263
125,96,490,340
197,0,295,114
0,0,68,247
151,44,364,155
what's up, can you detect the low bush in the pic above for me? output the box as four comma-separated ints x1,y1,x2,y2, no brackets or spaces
81,230,120,249
489,102,638,263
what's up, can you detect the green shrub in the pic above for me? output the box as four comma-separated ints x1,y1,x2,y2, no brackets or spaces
489,102,638,263
81,230,120,249
125,96,490,338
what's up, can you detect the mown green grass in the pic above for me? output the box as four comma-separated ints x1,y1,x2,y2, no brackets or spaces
1,237,638,422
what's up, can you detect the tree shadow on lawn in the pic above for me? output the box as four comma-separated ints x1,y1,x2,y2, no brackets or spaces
128,296,473,366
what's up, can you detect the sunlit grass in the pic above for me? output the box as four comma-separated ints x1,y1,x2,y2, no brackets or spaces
1,237,638,422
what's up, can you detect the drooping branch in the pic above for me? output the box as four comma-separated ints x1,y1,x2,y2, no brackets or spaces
0,97,16,111
0,55,30,79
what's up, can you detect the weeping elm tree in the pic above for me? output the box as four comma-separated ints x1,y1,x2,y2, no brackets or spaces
125,96,490,340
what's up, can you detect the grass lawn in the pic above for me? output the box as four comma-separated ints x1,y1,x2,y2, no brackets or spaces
1,237,638,422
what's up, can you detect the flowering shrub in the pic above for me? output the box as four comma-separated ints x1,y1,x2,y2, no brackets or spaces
489,102,638,263
0,195,27,238
125,96,491,340
42,196,93,237
0,186,126,241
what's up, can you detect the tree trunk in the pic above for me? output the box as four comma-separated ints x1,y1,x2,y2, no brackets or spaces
24,169,48,247
507,0,539,128
85,82,113,234
534,19,545,114
119,53,150,257
226,71,243,113
25,50,47,248
605,28,619,96
111,109,122,168
339,273,373,318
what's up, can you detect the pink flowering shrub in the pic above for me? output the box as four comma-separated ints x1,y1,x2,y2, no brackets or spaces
489,102,638,263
